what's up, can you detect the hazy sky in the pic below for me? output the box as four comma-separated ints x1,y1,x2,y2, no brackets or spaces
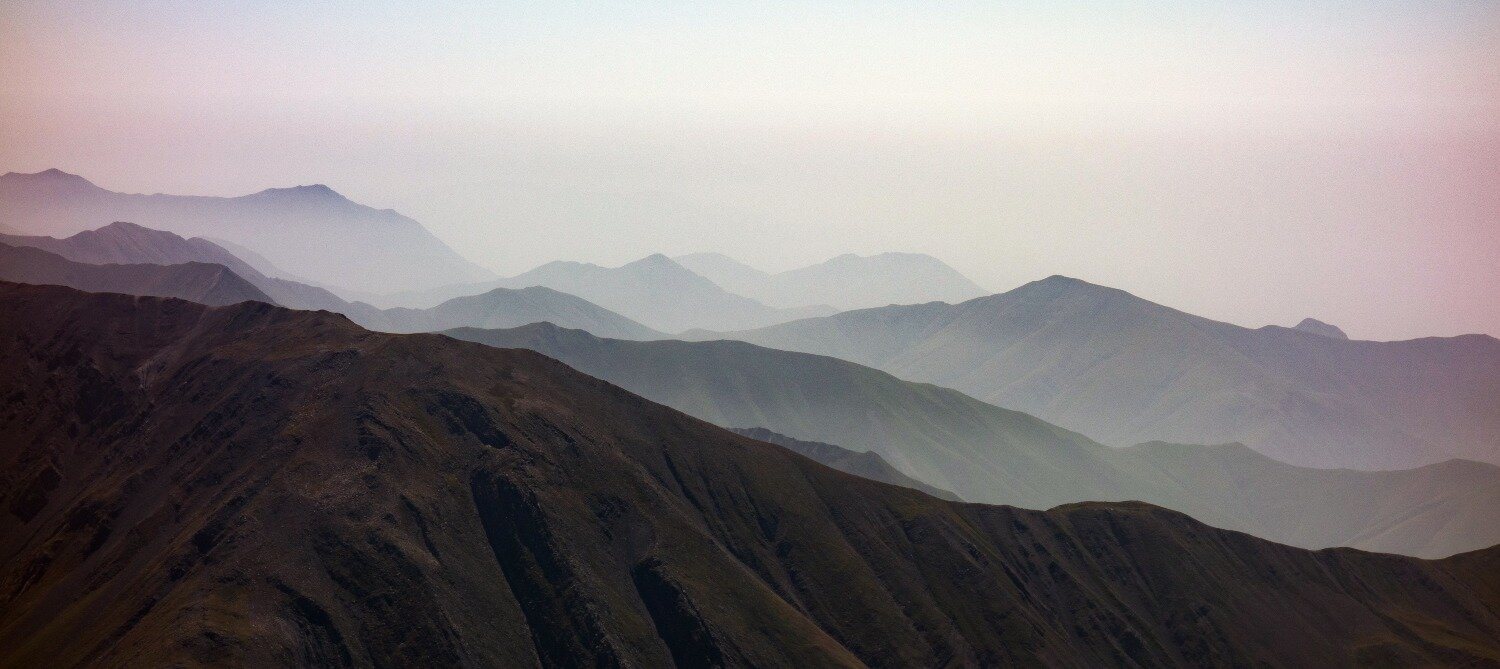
2,1,1496,339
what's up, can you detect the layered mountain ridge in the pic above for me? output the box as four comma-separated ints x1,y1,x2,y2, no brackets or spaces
699,275,1500,470
448,321,1500,558
0,223,662,340
3,282,1499,667
674,251,989,310
0,169,493,293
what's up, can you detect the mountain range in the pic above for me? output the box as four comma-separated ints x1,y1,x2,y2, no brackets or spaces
447,321,1500,558
697,275,1500,470
0,222,662,340
4,282,1498,666
675,251,989,310
0,242,271,307
0,169,493,294
372,254,837,333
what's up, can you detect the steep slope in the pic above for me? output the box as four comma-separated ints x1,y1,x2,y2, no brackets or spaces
0,169,493,293
729,427,962,501
707,275,1500,470
375,254,835,332
676,251,988,310
3,283,1499,667
0,243,270,307
448,322,1500,557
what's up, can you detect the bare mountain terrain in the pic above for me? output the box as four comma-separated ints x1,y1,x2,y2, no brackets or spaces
3,283,1499,667
698,275,1500,470
676,251,989,310
448,322,1500,558
0,169,493,293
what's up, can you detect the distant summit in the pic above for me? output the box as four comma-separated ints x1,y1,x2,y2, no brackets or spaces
249,183,345,199
1295,317,1349,339
0,170,493,294
674,251,987,310
0,168,104,193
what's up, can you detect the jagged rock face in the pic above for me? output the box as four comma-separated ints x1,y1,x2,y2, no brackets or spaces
3,283,1500,667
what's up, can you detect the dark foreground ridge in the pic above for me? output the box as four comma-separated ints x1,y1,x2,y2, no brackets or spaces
2,282,1499,667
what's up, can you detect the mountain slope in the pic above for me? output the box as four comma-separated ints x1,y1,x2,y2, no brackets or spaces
729,427,962,501
2,282,1499,666
705,275,1500,469
377,254,835,332
676,251,988,310
448,322,1500,558
0,169,493,293
0,243,271,306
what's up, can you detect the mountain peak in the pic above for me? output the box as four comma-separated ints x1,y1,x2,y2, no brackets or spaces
624,253,685,271
1294,318,1349,339
249,183,349,202
1,168,103,191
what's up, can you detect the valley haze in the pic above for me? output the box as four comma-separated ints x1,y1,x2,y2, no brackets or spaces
3,1,1498,666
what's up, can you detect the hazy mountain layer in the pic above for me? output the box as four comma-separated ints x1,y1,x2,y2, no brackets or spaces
1,222,660,340
676,251,989,310
370,254,836,333
0,221,364,315
0,243,270,307
0,168,493,293
704,275,1500,470
372,286,662,339
3,283,1498,666
449,322,1500,557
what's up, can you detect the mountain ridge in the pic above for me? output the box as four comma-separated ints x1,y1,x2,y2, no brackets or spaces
447,320,1500,558
4,282,1499,666
698,274,1500,469
0,169,493,294
675,251,988,310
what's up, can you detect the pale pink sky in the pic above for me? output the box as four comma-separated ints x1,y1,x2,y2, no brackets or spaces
2,1,1497,339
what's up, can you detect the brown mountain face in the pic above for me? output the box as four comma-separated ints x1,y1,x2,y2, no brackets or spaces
2,282,1499,667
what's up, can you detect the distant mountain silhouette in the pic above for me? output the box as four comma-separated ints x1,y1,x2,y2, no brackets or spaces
0,169,493,293
1,221,657,340
730,427,962,501
0,221,360,314
4,283,1498,666
0,243,270,306
448,321,1500,558
1296,317,1349,339
676,251,988,310
702,275,1500,470
375,254,835,332
372,286,662,339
